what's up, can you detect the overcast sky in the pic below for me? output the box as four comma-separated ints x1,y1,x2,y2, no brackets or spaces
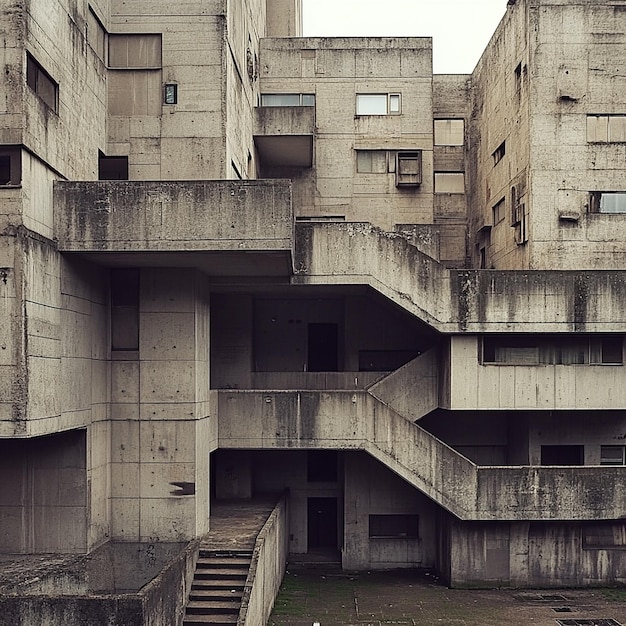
302,0,508,74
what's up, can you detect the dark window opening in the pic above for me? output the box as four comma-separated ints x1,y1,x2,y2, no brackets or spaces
307,450,338,482
493,141,506,165
369,514,419,538
307,323,339,372
164,83,177,104
111,269,139,351
540,445,584,466
0,148,22,186
26,53,58,112
99,152,129,180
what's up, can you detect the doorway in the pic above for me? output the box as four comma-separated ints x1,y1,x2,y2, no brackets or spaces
307,497,338,550
307,323,339,371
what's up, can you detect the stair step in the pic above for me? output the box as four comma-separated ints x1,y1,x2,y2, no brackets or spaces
199,549,253,558
190,589,243,600
192,579,245,589
197,557,250,567
187,600,240,614
183,614,238,625
194,570,248,579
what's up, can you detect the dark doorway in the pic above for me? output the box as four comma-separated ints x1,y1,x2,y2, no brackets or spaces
541,444,584,465
307,497,338,550
307,323,338,371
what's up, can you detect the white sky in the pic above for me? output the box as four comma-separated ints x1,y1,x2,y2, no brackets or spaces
302,0,508,74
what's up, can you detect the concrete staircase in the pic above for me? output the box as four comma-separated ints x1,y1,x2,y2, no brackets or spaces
183,548,252,625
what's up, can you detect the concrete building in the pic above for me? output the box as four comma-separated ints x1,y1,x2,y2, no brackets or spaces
2,0,626,612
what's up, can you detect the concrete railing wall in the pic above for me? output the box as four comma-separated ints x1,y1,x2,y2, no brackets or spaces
54,180,294,253
368,348,438,421
251,371,387,390
238,496,289,626
217,390,626,521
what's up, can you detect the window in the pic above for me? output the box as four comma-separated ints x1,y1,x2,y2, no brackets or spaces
587,115,626,143
356,93,401,116
111,269,139,351
590,192,626,214
540,445,584,466
260,93,315,107
26,53,58,112
108,34,161,69
108,34,162,116
434,172,465,194
356,150,387,173
87,7,106,63
164,83,177,105
0,147,21,186
98,153,128,180
434,119,464,146
583,522,626,549
395,151,421,186
481,335,623,365
369,514,419,538
492,197,506,224
600,446,625,466
493,141,506,165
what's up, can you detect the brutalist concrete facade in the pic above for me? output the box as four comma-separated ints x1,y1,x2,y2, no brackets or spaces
2,0,626,611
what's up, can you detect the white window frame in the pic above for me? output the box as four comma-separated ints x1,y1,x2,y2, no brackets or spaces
356,93,401,116
260,93,315,107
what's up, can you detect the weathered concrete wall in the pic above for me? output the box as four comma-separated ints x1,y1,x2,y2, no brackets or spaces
259,37,434,230
450,520,626,588
239,496,289,626
110,269,213,543
343,452,438,570
449,335,626,410
55,180,294,253
369,349,438,422
265,0,302,37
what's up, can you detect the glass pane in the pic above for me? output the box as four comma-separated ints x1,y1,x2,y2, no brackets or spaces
434,172,465,194
356,94,387,115
434,119,464,145
609,116,626,142
600,192,626,213
261,94,301,106
389,94,400,113
301,94,316,106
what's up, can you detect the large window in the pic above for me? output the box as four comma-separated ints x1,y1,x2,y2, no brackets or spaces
260,93,315,107
434,119,464,146
356,93,401,116
26,53,58,112
590,192,626,214
108,34,162,116
587,115,626,143
481,335,623,365
434,172,465,194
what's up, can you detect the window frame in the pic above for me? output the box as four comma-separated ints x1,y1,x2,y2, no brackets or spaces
0,147,22,186
26,53,58,113
589,191,626,214
395,151,422,187
434,118,465,146
600,445,626,466
368,514,419,539
434,172,465,194
587,115,626,143
492,141,506,165
259,93,315,107
356,93,401,116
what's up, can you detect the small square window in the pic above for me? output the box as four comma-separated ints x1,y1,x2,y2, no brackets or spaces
434,119,464,146
164,83,177,104
0,148,22,186
600,445,625,466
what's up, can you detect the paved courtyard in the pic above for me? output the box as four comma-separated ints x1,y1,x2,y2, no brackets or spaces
269,569,626,626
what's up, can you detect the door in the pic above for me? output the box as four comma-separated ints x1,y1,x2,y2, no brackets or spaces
307,323,339,371
307,497,338,550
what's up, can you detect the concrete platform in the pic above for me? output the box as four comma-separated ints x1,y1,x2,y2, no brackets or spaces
269,569,626,626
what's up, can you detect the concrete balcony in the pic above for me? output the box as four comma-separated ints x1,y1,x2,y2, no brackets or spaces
54,180,294,275
216,389,626,522
254,106,314,167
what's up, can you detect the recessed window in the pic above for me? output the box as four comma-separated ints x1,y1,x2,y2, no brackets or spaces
108,34,162,69
164,83,177,104
587,115,626,143
434,172,465,194
111,269,139,351
492,197,506,224
26,53,58,112
540,445,584,466
395,151,421,187
356,150,387,174
600,445,625,466
0,147,21,186
369,514,418,538
356,93,401,116
434,119,464,146
98,153,128,180
87,7,106,63
583,522,626,549
260,93,315,107
493,141,506,165
590,192,626,214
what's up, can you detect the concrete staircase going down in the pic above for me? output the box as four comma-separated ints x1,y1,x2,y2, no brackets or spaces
183,548,252,625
